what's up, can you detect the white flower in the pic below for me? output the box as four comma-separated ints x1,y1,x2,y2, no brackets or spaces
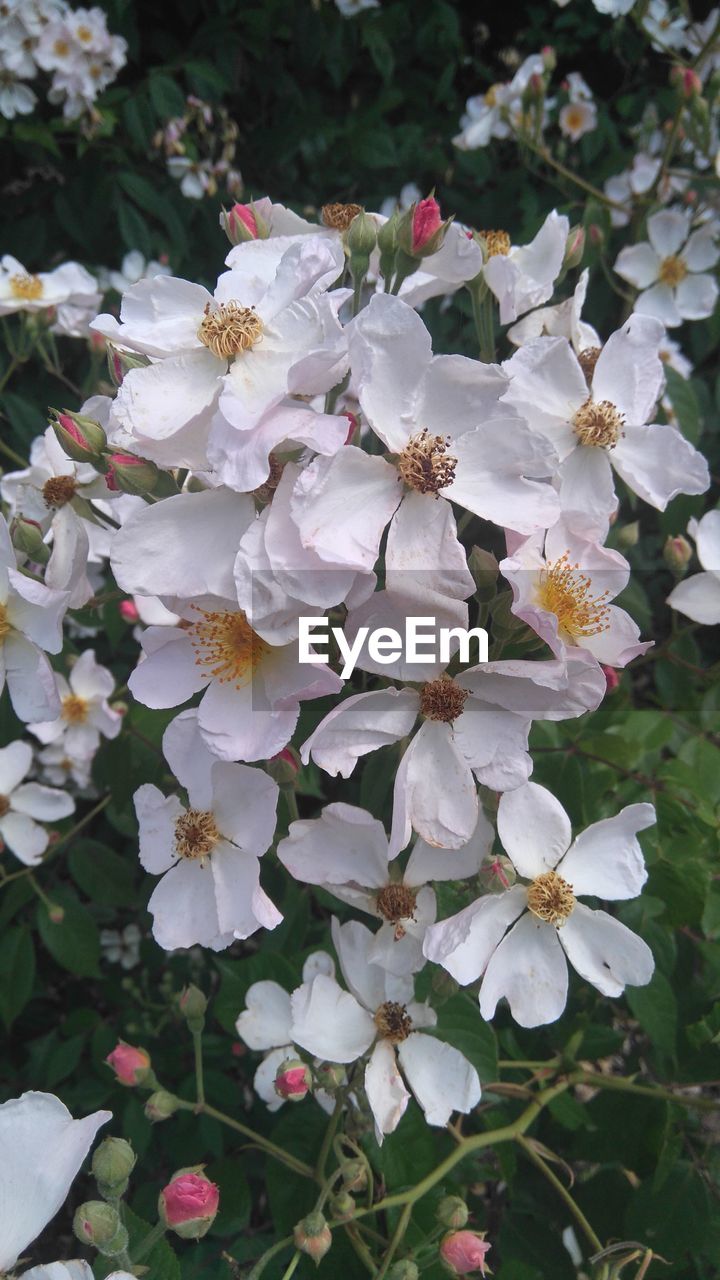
28,649,122,756
667,509,720,623
507,268,600,353
641,0,688,50
424,782,655,1027
302,653,605,851
334,0,380,14
500,518,651,668
0,514,69,722
134,709,281,950
278,802,491,975
0,71,37,118
100,923,142,969
484,211,570,324
559,98,597,141
290,294,559,582
615,208,719,327
0,1090,110,1272
503,316,709,537
0,739,74,865
37,740,93,790
18,1262,94,1280
453,54,545,151
0,256,99,317
290,919,481,1141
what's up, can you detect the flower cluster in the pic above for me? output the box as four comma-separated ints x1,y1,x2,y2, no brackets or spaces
0,0,127,121
153,95,242,200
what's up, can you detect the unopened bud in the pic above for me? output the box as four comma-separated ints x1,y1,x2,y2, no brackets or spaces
159,1167,220,1240
220,201,267,244
398,196,453,259
105,1041,152,1087
601,664,620,694
120,599,140,623
274,1058,312,1102
51,409,106,463
314,1061,346,1091
92,1136,136,1196
73,1202,128,1257
293,1211,332,1265
329,1190,355,1222
671,65,702,99
377,208,400,284
104,452,159,496
388,1264,419,1280
340,1158,368,1193
179,984,207,1033
437,1196,469,1230
48,903,65,923
477,855,516,894
266,746,300,786
563,225,585,271
588,223,604,247
11,517,49,565
145,1090,181,1122
616,520,640,549
541,45,556,72
663,534,693,574
106,344,151,388
440,1230,492,1276
346,209,378,278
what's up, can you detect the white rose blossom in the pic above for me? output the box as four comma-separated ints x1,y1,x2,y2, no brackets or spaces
0,739,74,865
614,208,719,327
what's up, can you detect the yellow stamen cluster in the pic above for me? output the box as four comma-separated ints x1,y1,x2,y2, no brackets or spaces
174,809,220,861
43,475,77,508
186,606,270,687
53,38,70,56
321,202,363,231
197,302,263,360
419,677,468,724
572,398,624,449
478,229,511,258
376,884,418,940
658,254,688,287
9,272,43,301
374,1000,413,1044
484,84,502,107
0,604,11,643
397,429,457,496
537,552,611,640
527,870,575,926
61,695,89,725
76,24,92,41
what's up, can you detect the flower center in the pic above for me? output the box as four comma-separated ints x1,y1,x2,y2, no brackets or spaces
527,870,575,926
321,202,363,231
374,1001,413,1044
484,84,502,107
186,607,271,687
376,884,418,940
537,552,611,640
62,694,89,725
10,272,43,301
577,346,602,386
76,24,92,41
572,398,624,449
43,475,77,508
174,809,220,861
419,676,468,723
478,229,511,258
658,254,688,287
197,302,264,360
563,105,586,131
397,429,457,496
0,794,9,818
0,604,11,643
53,38,70,55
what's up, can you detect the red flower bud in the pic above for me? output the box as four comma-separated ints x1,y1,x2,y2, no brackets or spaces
105,1041,152,1086
159,1169,220,1240
119,599,140,623
412,197,443,254
601,664,620,693
274,1059,312,1101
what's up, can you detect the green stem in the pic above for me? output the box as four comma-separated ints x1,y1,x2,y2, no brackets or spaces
193,1028,205,1106
343,1224,379,1276
247,1234,295,1279
0,355,23,397
316,1094,343,1181
131,1218,167,1263
579,1072,720,1111
280,1251,302,1280
469,283,496,362
376,1203,412,1279
27,873,61,915
519,135,628,212
199,1102,315,1178
516,1134,603,1254
281,783,299,825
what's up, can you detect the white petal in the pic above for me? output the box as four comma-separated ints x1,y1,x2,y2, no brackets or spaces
559,903,654,997
364,1040,410,1140
479,912,569,1027
449,419,560,534
290,974,375,1063
634,283,681,328
277,802,389,888
253,1046,293,1112
0,812,48,866
235,982,293,1049
198,675,299,763
148,859,228,951
591,313,664,427
667,571,720,624
674,273,719,322
10,783,74,821
612,422,709,511
696,510,720,571
290,446,401,573
210,762,278,855
212,843,282,938
558,445,616,540
332,917,411,1010
129,632,207,710
405,807,492,886
162,709,214,809
4,636,61,723
613,242,660,290
391,721,478,853
559,803,655,899
497,782,572,878
423,886,527,984
301,688,418,778
647,208,691,258
133,784,184,875
0,740,32,793
349,293,431,452
398,1032,480,1125
0,1091,110,1272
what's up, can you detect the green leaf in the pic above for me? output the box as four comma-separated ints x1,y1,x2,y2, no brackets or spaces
0,928,35,1029
663,365,702,444
214,952,298,1033
433,995,498,1081
625,1160,712,1259
37,889,101,978
117,198,153,258
69,838,137,907
626,970,677,1058
206,1156,251,1236
148,73,187,119
95,1204,180,1280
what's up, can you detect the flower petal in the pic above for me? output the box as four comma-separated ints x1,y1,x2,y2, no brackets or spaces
235,981,293,1050
479,912,568,1027
558,903,654,997
290,974,375,1063
559,803,655,899
364,1040,410,1141
497,782,572,877
398,1032,481,1125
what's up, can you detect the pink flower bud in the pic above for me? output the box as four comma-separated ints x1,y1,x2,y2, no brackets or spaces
541,45,556,71
59,414,86,447
119,600,140,623
440,1231,492,1276
159,1169,220,1240
294,1211,332,1264
412,197,443,254
671,65,702,98
663,533,693,573
105,1041,152,1086
274,1059,312,1101
221,202,268,245
105,453,159,496
601,664,620,693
